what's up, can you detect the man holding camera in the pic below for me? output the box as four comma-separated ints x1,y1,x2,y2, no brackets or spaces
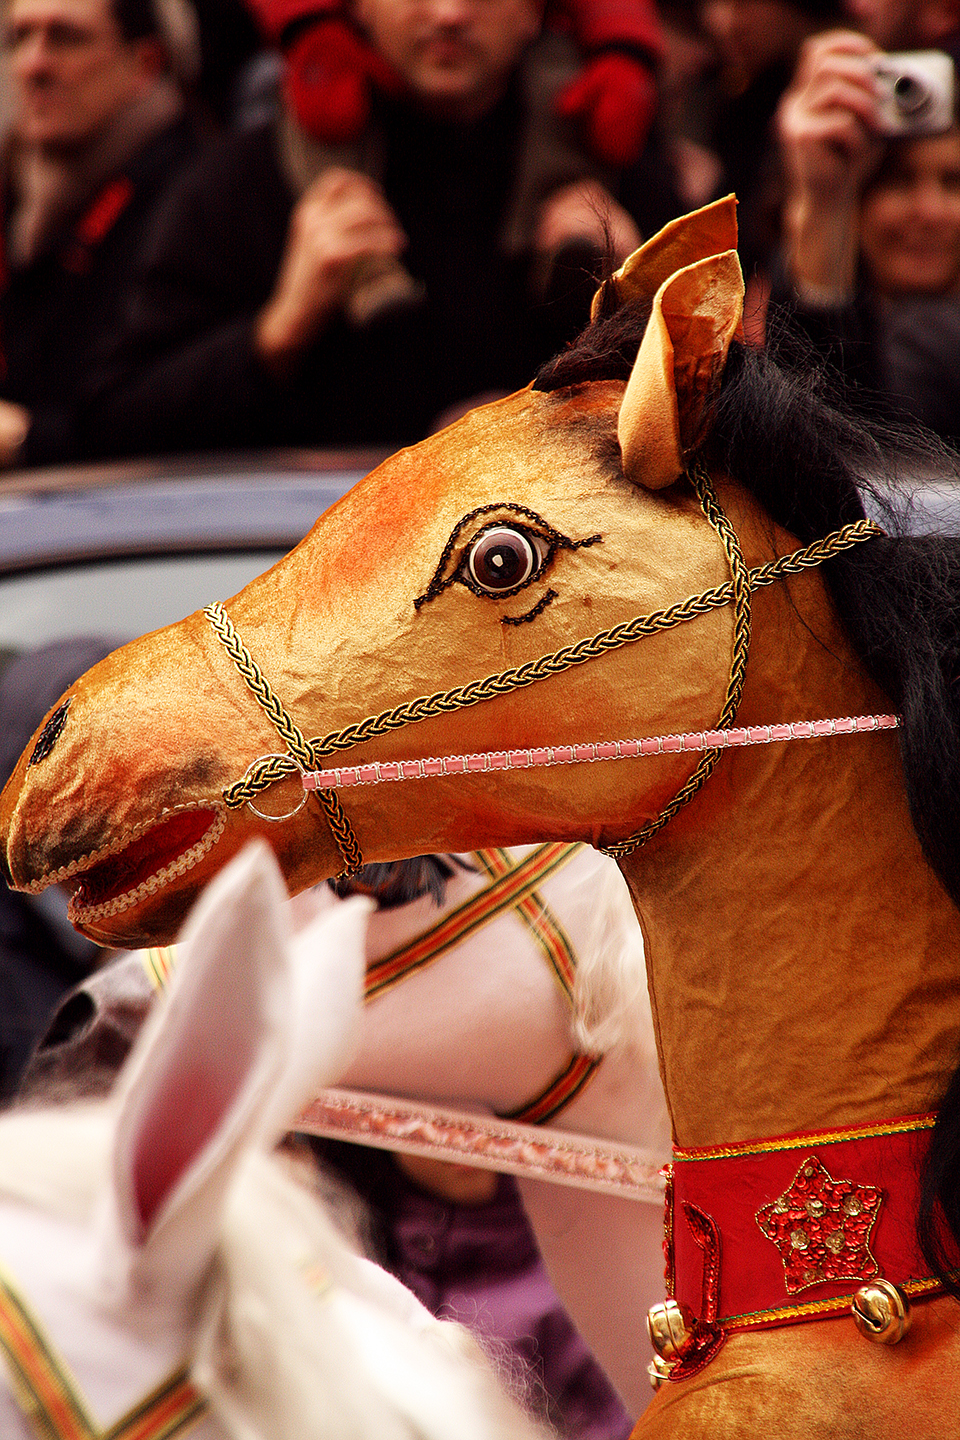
770,24,960,443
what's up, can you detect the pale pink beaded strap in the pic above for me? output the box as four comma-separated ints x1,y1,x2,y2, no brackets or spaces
301,714,899,793
298,1087,666,1203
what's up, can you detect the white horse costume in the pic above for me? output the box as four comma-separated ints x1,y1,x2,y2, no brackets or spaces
0,842,545,1440
24,842,671,1418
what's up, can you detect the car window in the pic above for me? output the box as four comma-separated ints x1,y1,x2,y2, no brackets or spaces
0,453,383,656
0,550,284,651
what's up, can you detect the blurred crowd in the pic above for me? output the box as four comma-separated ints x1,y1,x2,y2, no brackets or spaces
4,3,960,1433
0,0,958,467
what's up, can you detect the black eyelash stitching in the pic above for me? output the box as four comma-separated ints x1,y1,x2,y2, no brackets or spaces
502,589,559,625
414,501,600,609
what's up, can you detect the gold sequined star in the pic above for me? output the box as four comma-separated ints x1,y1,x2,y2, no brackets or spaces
756,1154,883,1295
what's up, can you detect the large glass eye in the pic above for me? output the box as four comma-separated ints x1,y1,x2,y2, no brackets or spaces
467,527,543,594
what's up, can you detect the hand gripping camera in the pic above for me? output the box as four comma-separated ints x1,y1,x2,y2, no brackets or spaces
871,50,955,138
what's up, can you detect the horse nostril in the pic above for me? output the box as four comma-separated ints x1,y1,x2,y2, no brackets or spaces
29,700,71,767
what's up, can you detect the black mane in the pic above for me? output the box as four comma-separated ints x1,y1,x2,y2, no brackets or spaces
537,309,960,1291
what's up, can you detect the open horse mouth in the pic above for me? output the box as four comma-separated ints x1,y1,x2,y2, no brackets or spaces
22,806,226,926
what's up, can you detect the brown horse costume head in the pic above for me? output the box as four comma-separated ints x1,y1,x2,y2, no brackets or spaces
0,198,747,948
5,197,960,1436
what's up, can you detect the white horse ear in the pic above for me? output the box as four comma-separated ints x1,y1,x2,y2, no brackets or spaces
98,840,371,1305
617,249,744,491
261,888,372,1140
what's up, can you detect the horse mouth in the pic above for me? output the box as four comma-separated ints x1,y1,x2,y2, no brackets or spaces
53,807,227,924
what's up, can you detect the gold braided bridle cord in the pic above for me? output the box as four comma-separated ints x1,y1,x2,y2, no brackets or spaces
603,463,752,856
204,468,882,869
204,602,363,873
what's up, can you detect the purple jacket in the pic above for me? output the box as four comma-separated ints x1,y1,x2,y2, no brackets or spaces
390,1172,634,1439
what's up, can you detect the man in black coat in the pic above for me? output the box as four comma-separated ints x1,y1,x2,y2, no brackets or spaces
0,0,200,465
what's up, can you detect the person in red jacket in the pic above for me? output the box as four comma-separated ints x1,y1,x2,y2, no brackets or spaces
246,0,664,167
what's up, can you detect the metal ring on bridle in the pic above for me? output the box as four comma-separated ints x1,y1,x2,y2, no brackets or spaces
241,754,310,822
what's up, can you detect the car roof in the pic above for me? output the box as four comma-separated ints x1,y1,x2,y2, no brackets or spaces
0,450,389,573
0,450,390,652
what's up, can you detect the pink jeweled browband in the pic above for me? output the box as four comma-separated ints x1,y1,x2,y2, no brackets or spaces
300,714,900,793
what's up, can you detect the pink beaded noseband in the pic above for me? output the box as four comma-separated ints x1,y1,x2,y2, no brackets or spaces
299,714,900,794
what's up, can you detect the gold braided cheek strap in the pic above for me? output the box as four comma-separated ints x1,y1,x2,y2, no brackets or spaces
204,468,884,876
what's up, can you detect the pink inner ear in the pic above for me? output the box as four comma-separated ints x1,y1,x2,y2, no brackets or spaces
130,1051,251,1230
111,842,293,1249
132,1063,229,1228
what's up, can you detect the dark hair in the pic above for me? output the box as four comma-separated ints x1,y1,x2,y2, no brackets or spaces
537,313,960,1293
791,0,844,17
864,120,960,202
111,0,160,43
327,853,475,909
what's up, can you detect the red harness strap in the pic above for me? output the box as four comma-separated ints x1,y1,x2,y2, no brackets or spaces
661,1113,945,1378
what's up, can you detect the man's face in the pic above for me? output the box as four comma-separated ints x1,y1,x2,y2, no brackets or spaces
353,0,543,122
6,0,156,149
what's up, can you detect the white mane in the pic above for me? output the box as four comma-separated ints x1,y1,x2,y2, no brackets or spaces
203,1152,540,1440
568,855,651,1056
0,1104,539,1440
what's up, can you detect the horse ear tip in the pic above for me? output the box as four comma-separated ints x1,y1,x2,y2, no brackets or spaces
593,195,742,322
620,444,684,493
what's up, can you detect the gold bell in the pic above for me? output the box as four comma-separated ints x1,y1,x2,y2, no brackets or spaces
851,1279,912,1345
647,1354,674,1391
647,1298,696,1361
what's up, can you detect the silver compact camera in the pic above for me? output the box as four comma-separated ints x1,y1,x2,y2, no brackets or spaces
871,50,955,137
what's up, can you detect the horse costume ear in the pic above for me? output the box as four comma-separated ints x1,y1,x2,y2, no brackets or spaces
617,248,744,490
591,193,739,320
98,840,371,1305
590,194,743,490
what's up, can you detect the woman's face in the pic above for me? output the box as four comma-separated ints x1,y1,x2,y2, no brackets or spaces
860,128,960,296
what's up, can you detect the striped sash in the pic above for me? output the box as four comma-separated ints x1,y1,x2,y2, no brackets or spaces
364,843,602,1126
364,842,581,998
0,1267,206,1440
